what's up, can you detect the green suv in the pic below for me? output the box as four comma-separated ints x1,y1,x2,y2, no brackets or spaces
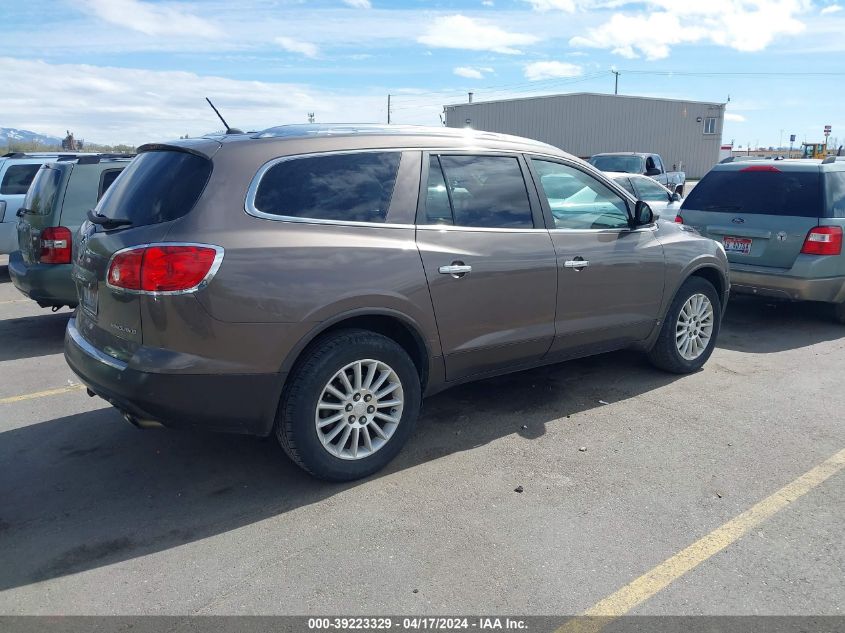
10,154,131,309
679,158,845,322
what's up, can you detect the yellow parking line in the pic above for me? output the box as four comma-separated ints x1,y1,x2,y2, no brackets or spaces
0,384,86,404
557,447,845,633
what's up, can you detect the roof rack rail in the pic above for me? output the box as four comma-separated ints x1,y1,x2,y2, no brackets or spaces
2,152,27,159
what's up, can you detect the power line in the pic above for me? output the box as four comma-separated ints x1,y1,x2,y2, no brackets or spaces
390,72,608,111
618,69,845,77
387,71,609,106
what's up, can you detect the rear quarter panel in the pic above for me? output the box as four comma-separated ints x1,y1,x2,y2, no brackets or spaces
160,142,441,378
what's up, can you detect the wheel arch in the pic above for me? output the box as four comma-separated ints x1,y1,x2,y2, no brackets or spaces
279,308,432,393
687,264,726,307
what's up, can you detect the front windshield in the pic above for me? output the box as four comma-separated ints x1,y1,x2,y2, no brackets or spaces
22,165,63,215
589,155,644,173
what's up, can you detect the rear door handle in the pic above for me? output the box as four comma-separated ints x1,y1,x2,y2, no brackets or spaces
438,263,472,277
563,260,590,269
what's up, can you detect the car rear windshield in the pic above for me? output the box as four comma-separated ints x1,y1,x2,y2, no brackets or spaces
682,168,823,217
23,165,63,215
95,151,212,226
589,155,643,174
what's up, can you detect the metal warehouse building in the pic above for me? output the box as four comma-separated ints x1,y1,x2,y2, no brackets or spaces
444,93,726,179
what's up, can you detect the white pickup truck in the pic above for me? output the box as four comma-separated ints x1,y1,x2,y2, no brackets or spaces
588,152,686,197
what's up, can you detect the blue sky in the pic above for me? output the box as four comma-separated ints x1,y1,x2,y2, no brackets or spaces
1,0,843,148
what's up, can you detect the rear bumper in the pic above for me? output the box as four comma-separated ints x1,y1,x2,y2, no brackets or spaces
64,318,282,436
8,250,78,307
730,269,845,303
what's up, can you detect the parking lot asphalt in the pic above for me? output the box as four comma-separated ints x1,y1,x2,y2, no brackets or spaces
0,253,843,616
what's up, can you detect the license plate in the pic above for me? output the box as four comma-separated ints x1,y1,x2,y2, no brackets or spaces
723,236,752,255
81,284,98,316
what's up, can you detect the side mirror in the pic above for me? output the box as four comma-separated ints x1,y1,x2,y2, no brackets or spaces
645,167,661,176
670,192,681,202
634,200,654,226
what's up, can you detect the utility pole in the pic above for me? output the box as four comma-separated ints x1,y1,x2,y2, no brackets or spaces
611,70,620,95
468,92,473,103
387,94,391,125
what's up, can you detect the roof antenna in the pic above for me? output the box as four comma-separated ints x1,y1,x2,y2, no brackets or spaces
205,97,243,134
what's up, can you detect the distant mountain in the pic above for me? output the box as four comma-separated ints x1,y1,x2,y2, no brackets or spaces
0,128,64,147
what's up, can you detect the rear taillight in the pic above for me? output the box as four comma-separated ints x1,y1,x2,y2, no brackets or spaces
40,227,72,264
801,226,843,256
107,244,222,293
674,215,684,224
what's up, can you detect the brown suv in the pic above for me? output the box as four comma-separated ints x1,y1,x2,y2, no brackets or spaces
65,125,729,481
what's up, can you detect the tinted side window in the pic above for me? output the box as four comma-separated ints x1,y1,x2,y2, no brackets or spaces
826,172,845,218
1,163,42,195
437,155,533,229
532,159,630,230
682,169,823,217
99,169,122,200
633,176,670,202
254,152,400,223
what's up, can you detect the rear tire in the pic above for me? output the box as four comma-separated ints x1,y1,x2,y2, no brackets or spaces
647,277,721,374
275,329,421,481
833,301,845,325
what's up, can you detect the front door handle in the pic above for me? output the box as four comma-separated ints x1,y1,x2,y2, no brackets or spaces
563,259,590,270
438,263,472,277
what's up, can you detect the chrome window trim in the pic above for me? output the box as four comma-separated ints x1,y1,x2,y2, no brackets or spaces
67,317,128,371
547,224,658,235
244,146,553,229
105,242,225,296
416,224,546,234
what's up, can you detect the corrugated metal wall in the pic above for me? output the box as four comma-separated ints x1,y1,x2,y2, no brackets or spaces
444,93,725,179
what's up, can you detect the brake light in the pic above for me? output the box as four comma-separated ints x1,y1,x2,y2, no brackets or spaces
674,215,684,224
740,165,781,173
40,227,72,264
801,226,843,256
107,244,222,292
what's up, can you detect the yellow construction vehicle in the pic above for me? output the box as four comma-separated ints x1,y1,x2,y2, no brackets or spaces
801,142,827,159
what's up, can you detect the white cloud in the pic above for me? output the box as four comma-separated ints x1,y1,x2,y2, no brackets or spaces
454,66,493,79
454,67,483,79
821,3,842,13
342,0,372,7
417,15,540,54
570,0,812,60
524,60,583,80
482,0,495,5
275,36,320,58
0,57,400,145
524,0,577,10
81,0,222,38
725,113,747,122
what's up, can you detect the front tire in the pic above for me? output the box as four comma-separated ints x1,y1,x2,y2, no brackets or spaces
275,329,421,481
647,277,721,374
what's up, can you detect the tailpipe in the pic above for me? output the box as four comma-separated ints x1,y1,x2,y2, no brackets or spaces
123,412,165,430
